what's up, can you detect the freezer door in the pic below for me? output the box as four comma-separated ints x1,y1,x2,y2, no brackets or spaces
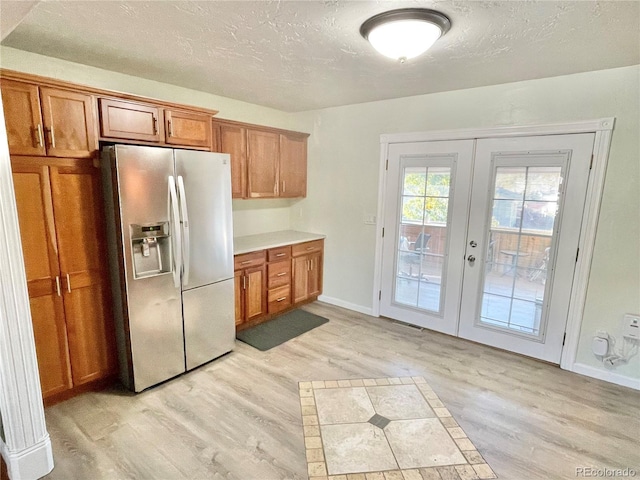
183,279,235,370
175,149,234,289
113,145,185,391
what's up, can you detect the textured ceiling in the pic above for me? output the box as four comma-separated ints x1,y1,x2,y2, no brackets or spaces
2,1,639,112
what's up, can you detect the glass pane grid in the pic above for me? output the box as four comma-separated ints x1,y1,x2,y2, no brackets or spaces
479,165,560,338
394,165,452,315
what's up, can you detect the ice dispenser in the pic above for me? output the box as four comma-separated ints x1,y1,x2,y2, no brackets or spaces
130,223,171,279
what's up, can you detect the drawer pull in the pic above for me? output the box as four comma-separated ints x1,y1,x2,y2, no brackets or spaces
275,253,286,257
276,272,287,277
306,246,314,250
276,297,287,302
240,260,252,265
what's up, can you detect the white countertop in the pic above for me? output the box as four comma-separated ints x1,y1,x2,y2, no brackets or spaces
234,230,326,255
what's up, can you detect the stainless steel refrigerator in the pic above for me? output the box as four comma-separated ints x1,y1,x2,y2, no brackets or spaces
101,144,235,392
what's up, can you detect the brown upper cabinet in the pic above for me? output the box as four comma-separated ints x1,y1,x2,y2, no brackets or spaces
212,119,309,199
99,98,163,142
165,109,212,148
247,129,280,198
279,133,307,198
1,79,97,158
216,123,247,198
98,98,212,149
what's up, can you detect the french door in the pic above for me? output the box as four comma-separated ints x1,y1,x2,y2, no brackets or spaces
380,140,474,335
380,133,594,363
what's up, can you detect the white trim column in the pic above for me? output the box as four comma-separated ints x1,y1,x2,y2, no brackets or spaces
0,94,54,478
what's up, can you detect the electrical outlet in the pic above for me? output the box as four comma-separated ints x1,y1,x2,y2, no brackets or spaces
622,314,640,340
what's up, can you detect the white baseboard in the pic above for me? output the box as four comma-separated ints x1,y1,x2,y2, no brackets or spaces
317,295,374,317
1,435,54,480
571,362,640,391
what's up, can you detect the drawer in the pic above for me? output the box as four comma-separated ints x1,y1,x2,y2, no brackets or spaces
267,245,291,262
268,285,291,313
292,239,323,257
234,250,266,270
268,260,291,288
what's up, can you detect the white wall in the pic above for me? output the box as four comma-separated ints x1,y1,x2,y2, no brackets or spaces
290,65,640,381
0,46,300,237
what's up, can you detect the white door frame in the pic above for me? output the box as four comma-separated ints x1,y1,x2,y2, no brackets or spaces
372,118,615,373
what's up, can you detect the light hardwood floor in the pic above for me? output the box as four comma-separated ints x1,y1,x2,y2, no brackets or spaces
44,302,639,480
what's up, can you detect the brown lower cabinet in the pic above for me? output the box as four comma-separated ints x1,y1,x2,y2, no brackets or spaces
1,454,7,480
234,250,267,326
235,239,323,330
11,157,117,404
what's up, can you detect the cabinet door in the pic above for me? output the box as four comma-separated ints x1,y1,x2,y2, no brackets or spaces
1,80,46,156
219,123,247,198
50,164,117,385
98,98,162,142
292,255,310,304
247,129,279,198
279,133,307,198
40,88,97,158
11,159,72,398
165,110,212,148
234,270,244,326
308,252,323,298
245,265,266,321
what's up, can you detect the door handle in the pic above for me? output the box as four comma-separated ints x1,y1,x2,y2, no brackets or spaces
177,176,190,286
242,275,247,290
168,176,182,288
467,255,476,264
152,115,158,135
167,119,173,137
66,273,71,293
282,180,286,193
55,276,61,296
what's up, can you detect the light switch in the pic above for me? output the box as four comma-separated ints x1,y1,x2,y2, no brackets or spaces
363,214,376,225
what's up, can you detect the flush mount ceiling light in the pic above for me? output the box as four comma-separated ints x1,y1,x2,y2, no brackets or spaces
360,8,451,63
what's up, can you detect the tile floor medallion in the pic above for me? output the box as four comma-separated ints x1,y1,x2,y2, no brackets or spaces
298,377,497,480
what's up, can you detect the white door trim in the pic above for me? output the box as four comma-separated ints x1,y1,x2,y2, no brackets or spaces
373,118,615,375
0,94,54,479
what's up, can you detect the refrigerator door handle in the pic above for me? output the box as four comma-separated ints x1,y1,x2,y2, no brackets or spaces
177,175,190,286
168,175,182,288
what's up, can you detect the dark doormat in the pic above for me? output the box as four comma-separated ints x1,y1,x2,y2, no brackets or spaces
236,309,329,351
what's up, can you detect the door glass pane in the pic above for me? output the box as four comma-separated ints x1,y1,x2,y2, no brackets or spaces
395,165,451,314
480,166,561,337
